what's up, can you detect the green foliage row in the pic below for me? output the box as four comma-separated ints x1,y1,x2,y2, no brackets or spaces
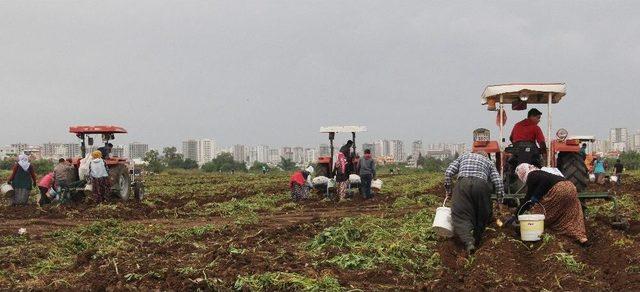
234,272,342,291
307,209,441,278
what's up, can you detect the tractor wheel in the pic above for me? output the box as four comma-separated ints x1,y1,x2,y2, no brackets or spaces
116,173,131,201
558,152,589,192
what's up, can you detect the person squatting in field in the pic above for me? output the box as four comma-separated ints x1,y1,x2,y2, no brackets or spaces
444,151,504,255
89,150,110,203
289,170,311,201
37,172,55,206
515,163,589,247
7,154,38,206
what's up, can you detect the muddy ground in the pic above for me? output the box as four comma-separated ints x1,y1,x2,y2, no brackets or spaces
1,171,639,291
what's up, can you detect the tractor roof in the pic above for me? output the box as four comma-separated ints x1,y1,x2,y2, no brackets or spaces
481,83,566,108
320,126,367,133
69,125,128,134
568,135,596,142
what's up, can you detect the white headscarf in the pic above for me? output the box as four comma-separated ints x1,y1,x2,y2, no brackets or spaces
17,154,30,171
515,163,539,183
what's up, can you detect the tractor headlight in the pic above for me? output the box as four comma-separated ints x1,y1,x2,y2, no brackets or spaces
519,91,529,101
556,128,568,140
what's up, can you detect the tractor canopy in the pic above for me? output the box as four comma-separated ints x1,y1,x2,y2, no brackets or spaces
320,126,367,133
481,83,566,110
69,125,128,134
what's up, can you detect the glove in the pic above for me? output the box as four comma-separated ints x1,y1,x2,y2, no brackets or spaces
531,196,539,203
444,184,452,196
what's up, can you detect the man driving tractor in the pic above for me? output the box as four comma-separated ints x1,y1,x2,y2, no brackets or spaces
509,108,546,167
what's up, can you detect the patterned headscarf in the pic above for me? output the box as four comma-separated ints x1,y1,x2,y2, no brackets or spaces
516,163,539,183
17,154,30,171
337,152,347,173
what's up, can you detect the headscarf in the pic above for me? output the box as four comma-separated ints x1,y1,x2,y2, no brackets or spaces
17,154,30,171
92,150,103,159
337,152,347,173
516,163,539,183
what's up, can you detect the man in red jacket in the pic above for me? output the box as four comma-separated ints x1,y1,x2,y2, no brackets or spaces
510,108,546,167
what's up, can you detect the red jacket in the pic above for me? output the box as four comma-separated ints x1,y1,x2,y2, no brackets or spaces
290,171,306,188
510,119,545,145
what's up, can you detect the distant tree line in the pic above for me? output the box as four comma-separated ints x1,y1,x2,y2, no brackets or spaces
142,147,300,173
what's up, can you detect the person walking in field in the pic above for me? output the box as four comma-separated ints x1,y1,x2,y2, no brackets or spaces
614,159,624,186
289,170,311,201
7,154,37,206
593,156,606,184
333,152,350,202
444,151,504,255
358,149,376,199
89,150,110,203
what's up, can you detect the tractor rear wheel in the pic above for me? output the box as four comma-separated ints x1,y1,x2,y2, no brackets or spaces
558,152,589,192
117,173,131,201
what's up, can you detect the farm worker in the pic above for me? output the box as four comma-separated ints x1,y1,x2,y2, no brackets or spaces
614,159,624,186
53,158,75,188
7,154,37,206
261,165,267,175
98,143,113,160
515,163,589,247
510,108,546,167
333,152,350,201
579,143,587,159
289,170,311,201
339,140,353,159
358,149,376,199
593,156,606,184
305,165,315,186
37,172,55,206
89,150,110,203
444,151,504,255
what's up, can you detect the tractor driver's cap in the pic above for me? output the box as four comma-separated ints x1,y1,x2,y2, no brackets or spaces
527,108,543,117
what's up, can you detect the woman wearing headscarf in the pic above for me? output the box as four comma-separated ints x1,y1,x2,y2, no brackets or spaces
515,163,589,246
89,150,110,203
593,156,606,184
333,152,350,201
7,154,37,206
289,170,311,201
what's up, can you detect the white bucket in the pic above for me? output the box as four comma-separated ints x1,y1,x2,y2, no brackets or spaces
1,183,14,198
349,174,361,184
610,175,618,183
432,197,454,238
589,173,596,182
518,201,546,241
371,179,383,190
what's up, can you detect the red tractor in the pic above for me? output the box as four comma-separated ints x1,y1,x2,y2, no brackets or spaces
315,126,367,177
472,83,588,193
67,125,145,201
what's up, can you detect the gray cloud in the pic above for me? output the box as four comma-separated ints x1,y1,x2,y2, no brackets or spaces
1,1,638,149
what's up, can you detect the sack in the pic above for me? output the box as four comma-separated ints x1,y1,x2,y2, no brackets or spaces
312,176,330,186
372,179,383,190
349,174,361,184
78,154,92,180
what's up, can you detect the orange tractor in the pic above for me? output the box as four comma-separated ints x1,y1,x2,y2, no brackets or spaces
65,125,145,201
472,83,627,229
472,83,589,192
315,126,367,177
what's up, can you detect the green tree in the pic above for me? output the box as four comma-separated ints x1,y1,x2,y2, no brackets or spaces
201,153,247,172
417,155,453,172
250,161,270,172
163,147,187,169
278,157,297,171
144,150,165,173
31,159,54,175
617,151,640,170
182,159,199,170
0,159,14,171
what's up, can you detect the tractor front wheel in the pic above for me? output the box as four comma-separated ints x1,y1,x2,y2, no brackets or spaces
558,152,589,192
117,173,131,201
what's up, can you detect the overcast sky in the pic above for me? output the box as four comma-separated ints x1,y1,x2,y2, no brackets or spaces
1,1,639,149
